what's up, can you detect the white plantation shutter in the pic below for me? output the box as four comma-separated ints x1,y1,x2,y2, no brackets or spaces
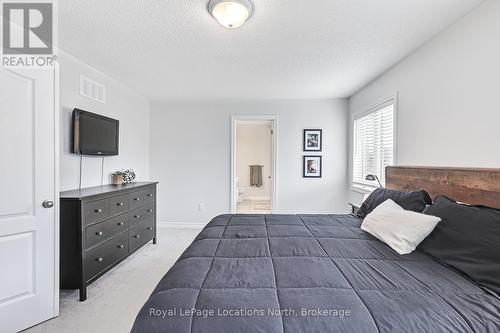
353,100,395,187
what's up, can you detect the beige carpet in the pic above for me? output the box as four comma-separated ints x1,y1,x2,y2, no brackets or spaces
25,227,201,333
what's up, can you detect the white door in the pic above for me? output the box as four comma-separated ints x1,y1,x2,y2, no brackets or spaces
0,66,57,332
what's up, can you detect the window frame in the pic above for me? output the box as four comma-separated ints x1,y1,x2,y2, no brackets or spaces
351,95,398,193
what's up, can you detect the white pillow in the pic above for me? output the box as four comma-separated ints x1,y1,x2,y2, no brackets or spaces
361,199,440,255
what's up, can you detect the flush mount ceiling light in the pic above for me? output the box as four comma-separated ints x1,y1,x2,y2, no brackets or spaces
208,0,253,29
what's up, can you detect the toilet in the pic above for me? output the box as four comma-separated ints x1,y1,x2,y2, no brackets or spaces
235,177,245,204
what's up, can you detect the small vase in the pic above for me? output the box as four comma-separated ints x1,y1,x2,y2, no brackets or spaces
112,175,124,185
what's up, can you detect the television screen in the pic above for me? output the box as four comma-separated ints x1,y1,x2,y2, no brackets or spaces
72,109,119,156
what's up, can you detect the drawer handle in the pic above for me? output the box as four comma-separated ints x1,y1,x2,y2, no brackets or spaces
117,222,125,226
147,209,153,213
96,257,103,262
147,194,153,197
134,215,141,219
117,202,124,206
134,197,140,201
134,235,140,239
147,227,152,230
117,244,124,249
95,208,102,213
96,231,103,236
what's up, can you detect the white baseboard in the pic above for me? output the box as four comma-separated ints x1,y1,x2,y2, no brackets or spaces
158,222,206,229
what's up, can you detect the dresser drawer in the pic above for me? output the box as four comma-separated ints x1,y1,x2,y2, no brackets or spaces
85,214,128,249
129,190,146,210
143,188,156,204
85,232,128,281
128,203,155,227
129,219,155,251
85,199,109,225
109,194,129,216
128,188,156,209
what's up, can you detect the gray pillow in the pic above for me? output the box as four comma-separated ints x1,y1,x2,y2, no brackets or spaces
419,196,500,296
357,188,432,218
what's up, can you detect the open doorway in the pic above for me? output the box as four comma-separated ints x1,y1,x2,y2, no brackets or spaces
231,116,277,214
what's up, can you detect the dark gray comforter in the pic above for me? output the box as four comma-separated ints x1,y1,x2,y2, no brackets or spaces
132,214,500,332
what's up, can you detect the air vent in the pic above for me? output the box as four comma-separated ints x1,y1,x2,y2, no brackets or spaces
80,75,106,103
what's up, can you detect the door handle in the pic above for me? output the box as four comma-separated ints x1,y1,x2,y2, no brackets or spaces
42,200,54,208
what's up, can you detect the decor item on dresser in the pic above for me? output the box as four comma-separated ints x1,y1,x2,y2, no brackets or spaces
123,169,136,183
60,182,158,301
303,129,322,151
111,170,125,185
303,155,322,178
111,169,136,185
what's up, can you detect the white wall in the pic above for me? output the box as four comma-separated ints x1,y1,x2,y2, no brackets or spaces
348,0,500,203
236,123,272,200
59,52,150,191
150,99,348,225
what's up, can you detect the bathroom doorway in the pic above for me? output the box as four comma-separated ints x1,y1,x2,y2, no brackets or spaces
231,115,277,214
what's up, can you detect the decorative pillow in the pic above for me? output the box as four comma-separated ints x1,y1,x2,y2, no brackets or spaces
361,199,441,255
419,196,500,295
357,188,432,218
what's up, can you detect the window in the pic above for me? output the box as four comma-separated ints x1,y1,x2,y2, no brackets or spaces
353,99,395,189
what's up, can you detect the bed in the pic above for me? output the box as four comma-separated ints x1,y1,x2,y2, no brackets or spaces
131,167,500,332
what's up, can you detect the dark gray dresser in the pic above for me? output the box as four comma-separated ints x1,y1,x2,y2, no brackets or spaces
60,182,158,301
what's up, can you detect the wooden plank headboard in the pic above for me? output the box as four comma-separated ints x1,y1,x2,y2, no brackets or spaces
386,166,500,209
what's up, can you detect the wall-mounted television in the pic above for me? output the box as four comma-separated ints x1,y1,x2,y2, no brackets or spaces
72,109,119,156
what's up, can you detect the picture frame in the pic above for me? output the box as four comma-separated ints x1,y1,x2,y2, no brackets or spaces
303,129,322,151
303,155,322,178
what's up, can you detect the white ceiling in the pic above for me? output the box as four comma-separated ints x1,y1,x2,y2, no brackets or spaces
59,0,483,100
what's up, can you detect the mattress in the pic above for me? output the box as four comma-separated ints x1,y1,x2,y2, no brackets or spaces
132,214,500,332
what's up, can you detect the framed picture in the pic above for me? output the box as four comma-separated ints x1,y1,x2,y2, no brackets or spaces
303,129,322,151
303,155,322,178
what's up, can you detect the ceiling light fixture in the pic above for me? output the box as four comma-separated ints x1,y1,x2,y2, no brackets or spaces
208,0,253,29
